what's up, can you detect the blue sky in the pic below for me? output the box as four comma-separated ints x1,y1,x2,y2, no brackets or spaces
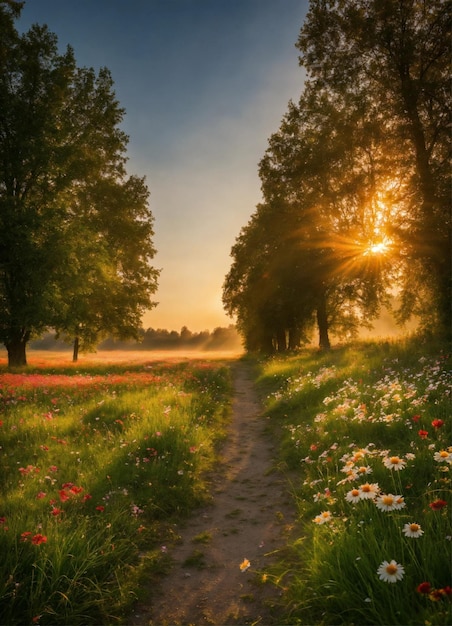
18,0,309,331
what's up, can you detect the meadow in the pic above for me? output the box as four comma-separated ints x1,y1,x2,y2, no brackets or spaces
0,352,232,625
257,338,451,625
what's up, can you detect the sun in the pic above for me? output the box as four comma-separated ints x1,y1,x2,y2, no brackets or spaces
364,240,390,256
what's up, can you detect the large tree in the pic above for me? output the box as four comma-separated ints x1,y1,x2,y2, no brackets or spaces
297,0,451,336
0,4,159,366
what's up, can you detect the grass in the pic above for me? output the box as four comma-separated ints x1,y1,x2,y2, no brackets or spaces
255,337,451,625
0,355,232,625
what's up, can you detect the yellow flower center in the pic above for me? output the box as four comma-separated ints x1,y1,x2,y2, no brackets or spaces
386,564,398,575
409,524,420,532
383,496,394,505
390,456,400,464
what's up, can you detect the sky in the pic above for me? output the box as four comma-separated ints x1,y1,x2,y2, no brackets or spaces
18,0,309,332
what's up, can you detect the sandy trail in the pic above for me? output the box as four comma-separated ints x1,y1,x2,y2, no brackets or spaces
130,361,295,626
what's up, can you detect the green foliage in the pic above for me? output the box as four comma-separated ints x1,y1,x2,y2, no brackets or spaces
0,359,232,624
224,0,451,350
0,7,159,366
256,338,452,625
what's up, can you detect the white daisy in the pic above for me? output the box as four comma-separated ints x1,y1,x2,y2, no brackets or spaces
345,488,362,503
383,455,407,471
313,511,332,524
375,494,398,511
358,482,380,500
402,522,424,538
377,559,405,583
434,450,452,464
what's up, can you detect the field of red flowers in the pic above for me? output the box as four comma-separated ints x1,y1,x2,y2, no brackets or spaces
0,354,232,625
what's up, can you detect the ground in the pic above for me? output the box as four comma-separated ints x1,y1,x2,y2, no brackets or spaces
129,361,296,626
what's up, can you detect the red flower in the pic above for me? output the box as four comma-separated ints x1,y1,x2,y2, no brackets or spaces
429,499,447,510
31,533,47,545
95,505,105,512
418,429,428,439
51,507,62,516
432,419,444,429
417,582,431,594
430,589,443,602
58,489,69,502
21,531,32,542
412,414,421,422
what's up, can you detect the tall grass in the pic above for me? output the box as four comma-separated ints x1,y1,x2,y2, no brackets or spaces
0,358,232,625
257,338,451,626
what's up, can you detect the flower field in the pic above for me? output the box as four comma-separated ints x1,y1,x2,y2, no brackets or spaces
0,357,232,625
258,339,451,625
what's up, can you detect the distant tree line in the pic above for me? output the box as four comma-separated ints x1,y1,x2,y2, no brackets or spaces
30,325,242,352
0,2,159,367
223,0,451,352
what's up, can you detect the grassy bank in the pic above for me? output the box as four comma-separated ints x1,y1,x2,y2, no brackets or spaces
0,357,232,625
256,338,451,626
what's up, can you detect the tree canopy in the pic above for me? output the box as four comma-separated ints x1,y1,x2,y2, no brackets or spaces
223,0,451,352
0,2,159,366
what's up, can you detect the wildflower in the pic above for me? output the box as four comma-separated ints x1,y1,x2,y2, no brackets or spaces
357,465,372,475
51,507,62,517
345,488,362,503
393,495,406,510
36,492,47,499
402,522,424,538
358,482,380,500
313,511,332,524
412,414,421,422
429,499,447,510
383,455,407,471
21,531,32,542
375,494,399,512
31,534,47,545
239,558,250,572
434,450,452,464
377,560,405,583
95,505,105,512
430,589,444,601
417,582,431,594
432,419,444,429
418,430,428,439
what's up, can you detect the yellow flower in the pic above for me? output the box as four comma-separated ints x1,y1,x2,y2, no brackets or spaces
239,558,250,572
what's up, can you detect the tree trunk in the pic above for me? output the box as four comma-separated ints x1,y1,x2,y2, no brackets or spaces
317,292,330,350
72,336,79,362
6,336,28,367
288,326,302,350
276,328,287,352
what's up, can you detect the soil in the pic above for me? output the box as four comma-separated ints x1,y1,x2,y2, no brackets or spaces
129,361,296,626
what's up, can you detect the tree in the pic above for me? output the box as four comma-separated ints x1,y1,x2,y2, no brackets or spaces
297,0,451,337
0,6,159,366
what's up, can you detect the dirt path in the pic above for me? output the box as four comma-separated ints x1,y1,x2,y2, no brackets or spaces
130,361,295,626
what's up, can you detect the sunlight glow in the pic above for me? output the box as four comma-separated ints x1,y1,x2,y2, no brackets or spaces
364,240,391,256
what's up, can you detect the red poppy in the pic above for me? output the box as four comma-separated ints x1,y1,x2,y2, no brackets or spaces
51,507,62,516
95,505,105,512
432,419,445,429
31,534,47,545
412,414,421,422
417,582,431,594
418,429,428,439
429,499,447,510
